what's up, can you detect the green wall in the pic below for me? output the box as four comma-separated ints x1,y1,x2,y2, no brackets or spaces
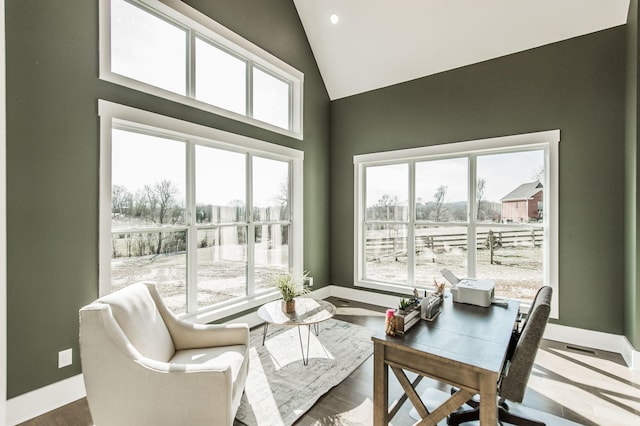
331,27,627,334
626,0,640,350
5,0,330,398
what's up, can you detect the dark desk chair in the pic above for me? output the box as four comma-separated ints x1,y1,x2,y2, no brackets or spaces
448,286,552,426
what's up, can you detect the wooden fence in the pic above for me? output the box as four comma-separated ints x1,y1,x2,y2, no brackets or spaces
367,228,543,261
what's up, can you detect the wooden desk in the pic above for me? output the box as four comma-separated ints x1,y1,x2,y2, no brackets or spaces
372,297,520,425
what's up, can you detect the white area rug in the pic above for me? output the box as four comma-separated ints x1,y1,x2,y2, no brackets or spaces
234,318,374,426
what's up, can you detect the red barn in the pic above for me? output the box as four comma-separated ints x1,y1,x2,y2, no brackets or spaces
500,181,543,223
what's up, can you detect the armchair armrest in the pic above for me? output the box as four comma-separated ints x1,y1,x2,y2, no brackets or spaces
141,282,250,350
166,320,250,351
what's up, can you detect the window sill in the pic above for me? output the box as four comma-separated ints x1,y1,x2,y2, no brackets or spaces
355,279,424,296
180,290,282,324
100,71,302,140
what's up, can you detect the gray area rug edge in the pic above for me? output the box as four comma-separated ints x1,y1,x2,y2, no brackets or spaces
235,318,374,426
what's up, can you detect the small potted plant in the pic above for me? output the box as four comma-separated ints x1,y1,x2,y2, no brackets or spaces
395,296,420,333
398,297,412,313
274,271,309,313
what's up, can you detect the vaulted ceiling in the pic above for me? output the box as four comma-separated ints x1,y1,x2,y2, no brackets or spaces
293,0,630,100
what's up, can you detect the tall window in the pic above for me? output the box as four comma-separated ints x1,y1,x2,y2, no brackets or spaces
111,130,188,312
100,101,303,320
100,0,303,139
354,131,559,313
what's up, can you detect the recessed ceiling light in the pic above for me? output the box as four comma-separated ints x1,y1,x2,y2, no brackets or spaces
330,14,339,25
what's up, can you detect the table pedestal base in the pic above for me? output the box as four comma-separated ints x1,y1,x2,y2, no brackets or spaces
262,322,321,366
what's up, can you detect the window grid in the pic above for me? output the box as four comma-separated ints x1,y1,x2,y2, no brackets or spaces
109,132,294,313
361,152,547,285
354,131,559,315
101,0,302,138
105,125,297,316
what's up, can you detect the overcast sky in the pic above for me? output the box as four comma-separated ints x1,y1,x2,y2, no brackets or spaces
111,129,288,207
366,150,544,207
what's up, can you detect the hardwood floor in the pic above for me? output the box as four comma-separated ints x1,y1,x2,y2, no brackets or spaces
18,297,640,425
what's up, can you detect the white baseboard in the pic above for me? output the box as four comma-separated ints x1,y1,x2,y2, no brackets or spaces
623,336,640,369
544,323,638,368
309,285,332,300
6,374,86,426
330,284,399,308
9,284,640,423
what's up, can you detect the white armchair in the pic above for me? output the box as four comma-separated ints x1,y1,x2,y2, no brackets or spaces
79,282,250,426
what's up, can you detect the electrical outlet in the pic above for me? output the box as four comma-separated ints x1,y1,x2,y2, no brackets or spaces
308,277,314,287
58,348,72,368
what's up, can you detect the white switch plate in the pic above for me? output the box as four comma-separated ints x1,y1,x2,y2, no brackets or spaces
308,277,314,287
58,348,72,368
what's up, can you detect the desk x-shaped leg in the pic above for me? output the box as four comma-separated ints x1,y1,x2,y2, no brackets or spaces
389,367,474,425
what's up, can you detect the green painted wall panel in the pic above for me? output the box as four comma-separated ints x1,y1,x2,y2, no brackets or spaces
6,0,329,398
626,0,640,350
331,27,627,334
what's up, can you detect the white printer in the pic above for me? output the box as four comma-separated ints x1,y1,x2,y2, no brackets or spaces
450,279,495,307
441,269,496,308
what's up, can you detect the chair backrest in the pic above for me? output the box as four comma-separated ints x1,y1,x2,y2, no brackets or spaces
499,286,552,403
96,283,176,362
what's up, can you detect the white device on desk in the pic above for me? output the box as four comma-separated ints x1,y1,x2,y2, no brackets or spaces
440,268,496,308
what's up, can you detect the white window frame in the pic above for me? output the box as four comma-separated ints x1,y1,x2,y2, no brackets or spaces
354,130,560,319
99,0,304,140
99,100,304,323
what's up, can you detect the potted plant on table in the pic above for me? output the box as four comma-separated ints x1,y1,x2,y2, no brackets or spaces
394,295,421,334
274,271,309,313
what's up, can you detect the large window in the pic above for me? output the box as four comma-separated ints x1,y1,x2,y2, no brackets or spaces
100,101,303,321
354,131,559,315
100,0,302,139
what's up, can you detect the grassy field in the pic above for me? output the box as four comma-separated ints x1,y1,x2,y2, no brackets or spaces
367,244,543,303
111,244,287,314
112,243,542,315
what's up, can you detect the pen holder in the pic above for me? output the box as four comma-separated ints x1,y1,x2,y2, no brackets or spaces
420,295,441,321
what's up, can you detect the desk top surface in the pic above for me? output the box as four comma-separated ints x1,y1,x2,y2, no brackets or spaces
372,296,520,375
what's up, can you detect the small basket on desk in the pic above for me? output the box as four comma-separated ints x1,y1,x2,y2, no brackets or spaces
395,304,421,334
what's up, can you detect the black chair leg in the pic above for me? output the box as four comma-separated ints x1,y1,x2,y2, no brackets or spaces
448,402,546,425
447,408,479,425
450,387,479,409
498,406,546,426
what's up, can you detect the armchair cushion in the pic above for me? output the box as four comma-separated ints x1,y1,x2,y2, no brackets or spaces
171,344,249,396
98,283,175,362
